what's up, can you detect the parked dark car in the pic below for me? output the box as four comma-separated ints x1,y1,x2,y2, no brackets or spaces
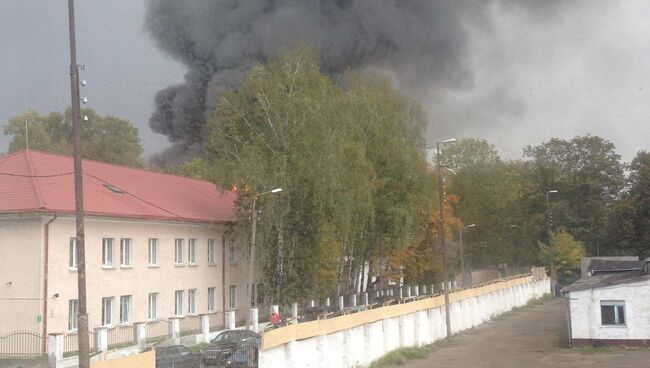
145,344,203,368
202,330,260,367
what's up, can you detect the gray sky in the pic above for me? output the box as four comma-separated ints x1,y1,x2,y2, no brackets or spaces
1,1,648,162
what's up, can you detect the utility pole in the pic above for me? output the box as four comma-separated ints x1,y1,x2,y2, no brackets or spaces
246,188,282,328
459,224,476,288
25,119,29,149
436,138,456,340
67,1,89,367
546,190,558,297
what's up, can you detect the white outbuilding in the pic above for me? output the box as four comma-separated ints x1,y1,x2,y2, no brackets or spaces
563,259,650,347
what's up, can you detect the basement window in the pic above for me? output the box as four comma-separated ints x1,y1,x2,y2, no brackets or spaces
103,184,124,194
601,301,626,326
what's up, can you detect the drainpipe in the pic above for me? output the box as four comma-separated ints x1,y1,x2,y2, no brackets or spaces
43,214,58,353
222,229,227,326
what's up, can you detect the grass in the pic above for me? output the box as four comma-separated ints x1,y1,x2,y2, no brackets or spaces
368,346,431,368
574,346,612,354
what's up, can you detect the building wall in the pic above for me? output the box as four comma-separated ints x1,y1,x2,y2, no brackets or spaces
44,215,248,333
569,279,650,344
0,215,44,333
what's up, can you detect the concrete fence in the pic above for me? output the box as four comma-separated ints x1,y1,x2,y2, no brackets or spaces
259,275,550,368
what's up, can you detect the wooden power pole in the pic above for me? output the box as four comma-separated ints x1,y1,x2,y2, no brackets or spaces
67,1,90,367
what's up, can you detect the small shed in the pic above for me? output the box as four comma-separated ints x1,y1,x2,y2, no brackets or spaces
563,259,650,347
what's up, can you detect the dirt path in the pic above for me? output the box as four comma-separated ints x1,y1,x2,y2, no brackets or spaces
404,298,650,368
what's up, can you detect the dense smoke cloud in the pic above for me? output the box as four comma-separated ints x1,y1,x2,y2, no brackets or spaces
145,0,560,164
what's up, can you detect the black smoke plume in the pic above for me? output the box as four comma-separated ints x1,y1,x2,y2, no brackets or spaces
145,0,560,164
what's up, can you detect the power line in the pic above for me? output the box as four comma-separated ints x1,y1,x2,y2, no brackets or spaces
0,171,74,178
82,170,223,233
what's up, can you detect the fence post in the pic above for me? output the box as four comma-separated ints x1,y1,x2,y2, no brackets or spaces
169,318,181,345
325,298,330,307
47,333,63,368
363,292,369,306
250,308,259,333
414,285,419,297
288,303,297,324
406,286,412,298
96,327,108,353
422,285,427,295
310,300,315,308
339,295,345,311
225,311,236,330
134,322,146,351
350,294,357,308
201,314,210,343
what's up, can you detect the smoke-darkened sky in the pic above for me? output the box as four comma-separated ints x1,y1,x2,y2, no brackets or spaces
1,1,648,162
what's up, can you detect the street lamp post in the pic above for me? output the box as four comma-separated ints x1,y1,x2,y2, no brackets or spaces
459,223,476,288
545,189,558,296
436,138,456,341
247,187,282,329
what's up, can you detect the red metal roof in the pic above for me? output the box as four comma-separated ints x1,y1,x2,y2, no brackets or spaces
0,149,236,223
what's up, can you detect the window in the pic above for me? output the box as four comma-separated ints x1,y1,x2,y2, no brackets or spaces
148,239,159,266
148,293,159,320
601,301,626,326
188,239,197,264
175,290,184,316
188,289,197,314
69,237,77,269
175,239,184,264
120,295,132,323
207,239,216,264
101,297,114,326
228,239,235,263
229,285,237,309
68,299,78,331
120,238,132,267
102,238,114,267
207,287,216,311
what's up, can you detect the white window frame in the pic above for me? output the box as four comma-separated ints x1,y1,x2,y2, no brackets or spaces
229,285,237,309
175,239,184,265
102,238,114,267
188,289,197,314
101,297,113,326
207,239,215,264
120,295,132,324
148,293,159,320
228,239,235,263
175,290,184,316
120,238,132,267
188,239,197,264
148,238,159,266
601,301,626,326
207,287,216,311
69,237,77,270
68,299,79,331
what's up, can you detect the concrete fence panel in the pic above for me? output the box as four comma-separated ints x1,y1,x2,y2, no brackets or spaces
259,276,551,368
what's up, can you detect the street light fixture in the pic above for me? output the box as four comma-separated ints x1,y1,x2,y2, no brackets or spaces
247,187,282,330
436,138,456,341
459,223,476,288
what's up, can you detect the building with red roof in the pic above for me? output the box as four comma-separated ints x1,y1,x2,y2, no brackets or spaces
0,149,249,342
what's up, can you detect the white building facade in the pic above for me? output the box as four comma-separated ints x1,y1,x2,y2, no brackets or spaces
566,276,650,347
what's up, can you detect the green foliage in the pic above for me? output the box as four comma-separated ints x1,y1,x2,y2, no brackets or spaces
524,135,624,255
4,109,144,167
368,346,431,368
538,230,584,280
443,139,536,266
204,48,435,301
607,151,650,256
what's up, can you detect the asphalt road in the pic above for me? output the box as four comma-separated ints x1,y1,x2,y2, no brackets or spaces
404,298,650,368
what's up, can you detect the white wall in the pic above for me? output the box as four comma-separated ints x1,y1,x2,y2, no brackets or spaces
260,278,550,368
569,278,650,341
